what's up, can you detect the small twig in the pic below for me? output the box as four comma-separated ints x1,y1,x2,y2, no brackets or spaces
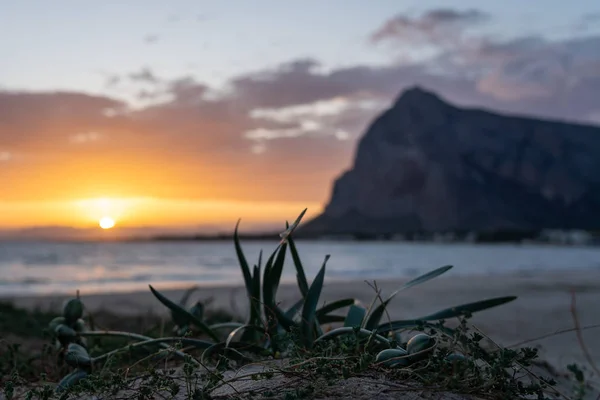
79,331,203,367
570,290,600,378
363,280,382,325
508,323,600,348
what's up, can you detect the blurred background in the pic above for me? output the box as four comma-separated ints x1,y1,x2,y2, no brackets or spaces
1,1,600,296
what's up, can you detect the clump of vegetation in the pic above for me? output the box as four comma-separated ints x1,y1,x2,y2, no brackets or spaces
1,209,589,399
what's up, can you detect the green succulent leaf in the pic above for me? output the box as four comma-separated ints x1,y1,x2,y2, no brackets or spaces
64,343,92,368
364,265,453,330
268,241,288,299
344,305,367,328
178,285,200,308
55,324,77,344
226,324,267,347
279,208,307,243
318,314,346,324
257,249,263,269
284,298,304,320
300,255,329,349
316,298,355,320
262,245,291,343
375,296,517,336
56,369,88,393
63,298,84,324
416,296,517,320
234,219,253,295
48,316,66,332
242,265,263,342
288,235,309,298
148,285,219,341
376,348,411,367
209,322,245,334
275,305,298,330
73,319,86,333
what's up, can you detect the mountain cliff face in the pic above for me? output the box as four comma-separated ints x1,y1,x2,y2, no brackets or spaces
300,87,600,235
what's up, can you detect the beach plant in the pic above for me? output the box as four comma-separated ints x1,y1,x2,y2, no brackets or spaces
36,208,555,399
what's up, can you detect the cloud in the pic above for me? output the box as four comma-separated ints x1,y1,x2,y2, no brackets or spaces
371,8,489,45
70,131,102,144
0,151,12,162
129,68,160,84
144,34,160,44
1,8,599,204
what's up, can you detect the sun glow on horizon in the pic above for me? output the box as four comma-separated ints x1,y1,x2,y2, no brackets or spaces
0,196,323,229
99,216,116,229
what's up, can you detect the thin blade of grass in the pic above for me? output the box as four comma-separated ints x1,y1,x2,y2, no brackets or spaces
300,255,329,349
364,265,453,330
148,285,219,341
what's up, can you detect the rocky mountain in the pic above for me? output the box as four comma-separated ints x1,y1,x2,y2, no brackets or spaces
299,87,600,236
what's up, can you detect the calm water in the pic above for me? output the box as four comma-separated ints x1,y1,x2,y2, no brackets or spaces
1,240,600,297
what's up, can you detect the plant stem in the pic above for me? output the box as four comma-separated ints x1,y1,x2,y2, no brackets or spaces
80,331,204,367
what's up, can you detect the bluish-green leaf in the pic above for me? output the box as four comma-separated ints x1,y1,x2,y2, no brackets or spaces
148,285,219,341
344,305,366,328
300,255,329,349
364,265,453,330
56,369,88,393
64,343,92,368
63,298,84,324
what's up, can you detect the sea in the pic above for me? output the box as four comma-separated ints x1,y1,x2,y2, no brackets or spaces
1,240,600,297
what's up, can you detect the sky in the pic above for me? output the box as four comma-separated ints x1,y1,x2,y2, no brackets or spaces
1,1,599,234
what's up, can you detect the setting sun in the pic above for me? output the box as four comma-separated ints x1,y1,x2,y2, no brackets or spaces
99,216,116,230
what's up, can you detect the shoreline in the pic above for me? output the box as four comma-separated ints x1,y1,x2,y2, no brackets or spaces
4,269,600,370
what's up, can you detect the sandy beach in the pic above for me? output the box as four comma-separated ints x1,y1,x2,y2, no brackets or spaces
5,268,600,371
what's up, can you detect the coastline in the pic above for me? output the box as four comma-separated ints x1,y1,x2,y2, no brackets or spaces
5,269,600,371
